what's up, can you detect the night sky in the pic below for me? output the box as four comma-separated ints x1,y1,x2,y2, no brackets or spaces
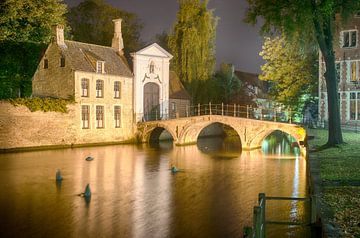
65,0,264,74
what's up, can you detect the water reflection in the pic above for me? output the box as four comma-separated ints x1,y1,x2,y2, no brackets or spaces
0,131,308,238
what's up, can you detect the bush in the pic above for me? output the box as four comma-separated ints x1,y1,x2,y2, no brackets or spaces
7,97,74,113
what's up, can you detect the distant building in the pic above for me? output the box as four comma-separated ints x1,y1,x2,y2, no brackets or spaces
32,19,190,143
318,14,360,126
234,70,272,107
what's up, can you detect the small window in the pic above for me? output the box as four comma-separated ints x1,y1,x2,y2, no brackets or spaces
96,80,104,98
149,61,155,74
81,105,90,129
96,61,104,73
114,106,121,128
60,57,65,67
81,78,89,97
114,81,121,98
96,105,104,128
44,59,48,69
342,30,357,48
171,102,176,111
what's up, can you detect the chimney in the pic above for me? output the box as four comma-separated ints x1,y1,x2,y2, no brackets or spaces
112,19,124,55
53,25,65,46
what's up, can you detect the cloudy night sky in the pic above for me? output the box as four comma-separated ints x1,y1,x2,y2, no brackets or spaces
65,0,264,74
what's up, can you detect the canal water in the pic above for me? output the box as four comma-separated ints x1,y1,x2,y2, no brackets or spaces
0,131,308,238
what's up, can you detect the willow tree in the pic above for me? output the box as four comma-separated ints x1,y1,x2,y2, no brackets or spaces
259,36,317,114
169,0,217,99
246,0,360,147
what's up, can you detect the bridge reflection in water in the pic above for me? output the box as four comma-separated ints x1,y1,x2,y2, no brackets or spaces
0,128,308,238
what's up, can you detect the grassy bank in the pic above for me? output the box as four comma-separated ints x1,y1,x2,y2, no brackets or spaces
308,128,360,237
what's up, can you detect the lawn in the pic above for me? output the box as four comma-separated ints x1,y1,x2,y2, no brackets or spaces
308,128,360,237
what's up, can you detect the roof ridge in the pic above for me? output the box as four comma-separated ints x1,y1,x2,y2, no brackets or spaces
65,40,115,50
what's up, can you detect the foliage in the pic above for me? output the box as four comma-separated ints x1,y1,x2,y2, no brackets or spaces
154,31,171,53
259,35,318,113
323,187,360,237
213,63,242,104
7,97,74,113
168,0,217,87
0,0,67,43
0,42,46,99
67,0,143,57
245,0,360,146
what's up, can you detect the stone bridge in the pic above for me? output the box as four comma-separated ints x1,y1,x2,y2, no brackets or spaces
136,115,307,151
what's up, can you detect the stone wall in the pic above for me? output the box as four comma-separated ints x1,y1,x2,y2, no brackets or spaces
32,43,75,99
0,101,136,151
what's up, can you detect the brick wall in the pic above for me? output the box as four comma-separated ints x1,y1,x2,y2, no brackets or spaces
0,101,136,150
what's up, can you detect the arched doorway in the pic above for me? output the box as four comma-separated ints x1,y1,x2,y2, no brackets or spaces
143,82,160,121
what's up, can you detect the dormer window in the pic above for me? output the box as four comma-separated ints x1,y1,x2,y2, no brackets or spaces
341,30,357,48
149,61,155,74
60,56,65,67
44,59,48,69
96,61,105,73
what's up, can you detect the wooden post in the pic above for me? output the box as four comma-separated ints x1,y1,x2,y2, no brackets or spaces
289,109,292,124
246,105,249,118
253,206,261,238
258,193,266,237
209,102,212,115
310,195,317,224
234,104,236,117
198,103,200,116
222,103,224,116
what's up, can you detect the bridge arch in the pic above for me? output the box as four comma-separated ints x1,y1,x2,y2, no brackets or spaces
248,126,306,150
178,120,244,146
142,124,177,144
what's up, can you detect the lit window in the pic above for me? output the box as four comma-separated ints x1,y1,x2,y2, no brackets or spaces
81,78,89,97
96,80,104,98
114,81,121,98
81,105,90,129
114,106,121,128
44,59,48,69
96,105,104,128
342,30,357,48
96,61,104,73
350,61,358,82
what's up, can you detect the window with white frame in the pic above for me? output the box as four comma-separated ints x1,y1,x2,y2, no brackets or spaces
96,105,104,128
96,61,104,73
81,78,89,97
96,80,104,98
349,92,360,120
341,30,357,48
81,105,90,129
114,106,121,128
114,81,121,98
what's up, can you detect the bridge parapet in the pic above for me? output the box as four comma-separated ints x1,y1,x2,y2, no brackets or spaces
137,114,307,154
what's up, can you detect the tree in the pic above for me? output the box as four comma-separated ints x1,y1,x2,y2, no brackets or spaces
213,63,242,104
168,0,217,100
0,0,67,98
245,0,360,146
259,35,318,114
154,31,171,53
67,0,143,57
0,0,67,43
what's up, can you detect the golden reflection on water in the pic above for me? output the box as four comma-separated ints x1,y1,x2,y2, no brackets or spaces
0,134,308,237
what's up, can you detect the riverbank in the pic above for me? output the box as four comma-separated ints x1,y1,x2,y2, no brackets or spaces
308,128,360,237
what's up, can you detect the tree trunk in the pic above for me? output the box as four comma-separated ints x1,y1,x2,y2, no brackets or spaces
313,12,343,146
323,53,343,145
